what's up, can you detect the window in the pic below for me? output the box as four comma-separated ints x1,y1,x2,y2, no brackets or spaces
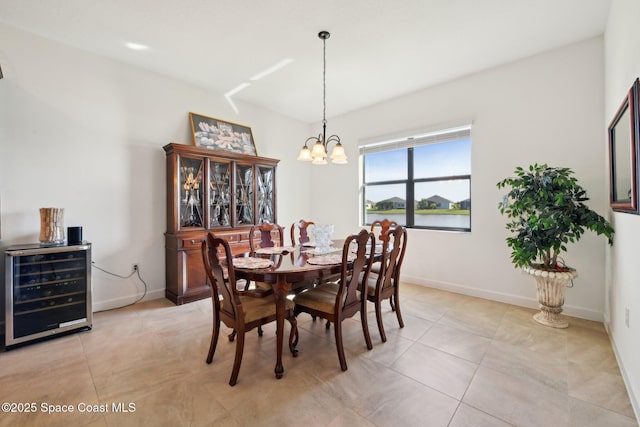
360,125,471,232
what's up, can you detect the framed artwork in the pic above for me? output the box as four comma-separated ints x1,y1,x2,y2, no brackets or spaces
608,78,639,213
189,112,257,155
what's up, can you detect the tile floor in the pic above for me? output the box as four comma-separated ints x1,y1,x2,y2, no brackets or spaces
0,283,637,427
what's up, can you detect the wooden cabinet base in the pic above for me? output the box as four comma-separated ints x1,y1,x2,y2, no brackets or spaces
165,286,211,305
165,228,259,305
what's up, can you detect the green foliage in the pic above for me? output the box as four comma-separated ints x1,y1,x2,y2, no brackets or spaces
497,164,614,270
375,200,395,210
417,199,438,209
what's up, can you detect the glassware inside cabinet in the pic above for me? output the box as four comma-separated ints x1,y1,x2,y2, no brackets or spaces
179,157,204,228
209,161,231,227
235,164,254,225
257,166,275,223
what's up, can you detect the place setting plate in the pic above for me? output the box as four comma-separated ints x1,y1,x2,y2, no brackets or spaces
307,254,356,265
232,257,275,269
255,246,295,255
306,246,341,255
352,243,384,254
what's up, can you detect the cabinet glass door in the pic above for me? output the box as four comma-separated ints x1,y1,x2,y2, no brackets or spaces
235,164,254,225
257,165,275,223
179,157,204,228
208,160,231,227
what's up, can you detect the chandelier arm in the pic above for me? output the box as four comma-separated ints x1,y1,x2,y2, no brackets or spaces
304,136,321,147
325,135,341,144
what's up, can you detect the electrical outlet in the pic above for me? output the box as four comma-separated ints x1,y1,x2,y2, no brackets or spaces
132,263,139,273
625,307,630,328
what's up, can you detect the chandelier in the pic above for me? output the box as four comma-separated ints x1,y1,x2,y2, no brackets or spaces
297,31,347,165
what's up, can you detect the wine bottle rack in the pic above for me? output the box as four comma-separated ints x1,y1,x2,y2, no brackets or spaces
4,243,92,347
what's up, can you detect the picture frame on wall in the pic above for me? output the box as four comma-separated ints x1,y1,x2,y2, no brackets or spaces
608,78,640,214
189,112,257,155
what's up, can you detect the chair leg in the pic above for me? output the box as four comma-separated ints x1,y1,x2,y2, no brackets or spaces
229,329,245,386
375,300,387,343
394,289,404,328
206,317,221,364
334,320,348,371
288,315,299,357
326,320,331,330
258,325,264,337
228,330,236,342
361,305,373,350
390,295,396,311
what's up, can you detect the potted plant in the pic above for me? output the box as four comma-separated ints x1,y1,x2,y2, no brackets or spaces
497,164,614,328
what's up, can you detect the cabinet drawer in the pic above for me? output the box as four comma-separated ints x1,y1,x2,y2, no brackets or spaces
224,233,241,243
180,237,205,249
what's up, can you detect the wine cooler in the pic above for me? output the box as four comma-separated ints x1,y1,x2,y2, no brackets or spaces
4,243,92,347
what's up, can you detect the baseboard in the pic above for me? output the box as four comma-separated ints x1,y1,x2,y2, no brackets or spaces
402,274,603,322
92,288,166,312
605,322,640,422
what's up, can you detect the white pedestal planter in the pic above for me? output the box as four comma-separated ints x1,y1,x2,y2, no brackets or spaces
523,266,578,328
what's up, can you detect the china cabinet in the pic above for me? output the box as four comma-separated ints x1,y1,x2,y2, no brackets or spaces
164,143,278,304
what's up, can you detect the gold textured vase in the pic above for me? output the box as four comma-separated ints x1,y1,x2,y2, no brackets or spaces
39,207,65,244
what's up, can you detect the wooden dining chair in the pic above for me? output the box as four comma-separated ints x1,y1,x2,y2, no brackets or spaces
360,226,407,342
246,222,285,291
370,218,398,241
290,219,315,246
293,229,374,371
289,219,321,293
201,233,298,386
369,218,398,274
249,222,285,252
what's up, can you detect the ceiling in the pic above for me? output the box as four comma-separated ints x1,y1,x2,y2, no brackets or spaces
0,0,611,123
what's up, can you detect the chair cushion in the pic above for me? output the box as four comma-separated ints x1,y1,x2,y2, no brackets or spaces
254,281,272,290
222,295,294,324
364,273,379,296
291,279,317,292
294,282,361,314
370,261,382,275
356,272,379,297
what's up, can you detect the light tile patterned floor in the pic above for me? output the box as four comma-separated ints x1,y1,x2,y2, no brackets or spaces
0,283,637,427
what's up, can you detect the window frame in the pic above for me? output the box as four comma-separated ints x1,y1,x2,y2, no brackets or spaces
360,126,472,232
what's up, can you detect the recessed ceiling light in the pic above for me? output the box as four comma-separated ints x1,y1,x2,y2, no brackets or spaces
125,42,149,51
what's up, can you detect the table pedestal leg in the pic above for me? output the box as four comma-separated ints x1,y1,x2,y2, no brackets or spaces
272,276,291,379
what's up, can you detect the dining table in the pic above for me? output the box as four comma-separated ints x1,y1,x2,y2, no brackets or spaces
231,240,383,379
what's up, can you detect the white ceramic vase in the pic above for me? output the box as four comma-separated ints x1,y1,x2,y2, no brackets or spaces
523,266,578,328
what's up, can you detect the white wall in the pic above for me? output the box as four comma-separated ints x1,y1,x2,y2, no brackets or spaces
0,22,612,321
604,0,640,416
0,23,312,310
311,37,610,321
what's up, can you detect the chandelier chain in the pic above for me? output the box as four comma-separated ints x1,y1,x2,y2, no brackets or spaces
322,36,327,127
